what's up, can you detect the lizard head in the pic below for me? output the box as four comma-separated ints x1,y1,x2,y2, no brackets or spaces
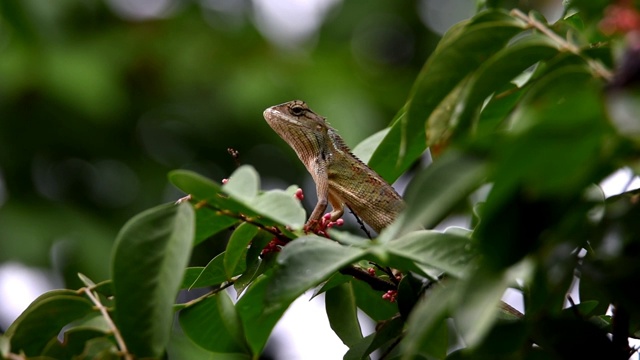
263,100,328,132
263,101,333,163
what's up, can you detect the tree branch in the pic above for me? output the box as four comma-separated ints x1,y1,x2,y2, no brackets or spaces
81,287,132,360
339,266,396,292
510,9,613,80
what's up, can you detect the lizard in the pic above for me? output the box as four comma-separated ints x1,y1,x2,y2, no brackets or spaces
263,101,525,318
263,100,405,233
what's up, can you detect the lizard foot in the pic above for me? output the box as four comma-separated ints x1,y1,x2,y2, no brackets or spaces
305,213,344,238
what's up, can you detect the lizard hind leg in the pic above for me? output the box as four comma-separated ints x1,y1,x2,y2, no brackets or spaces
327,192,345,222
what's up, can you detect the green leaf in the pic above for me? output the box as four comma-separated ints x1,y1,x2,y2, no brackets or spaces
181,267,205,289
170,170,240,244
454,259,532,347
476,67,610,268
169,170,239,212
5,290,95,356
167,327,252,360
388,151,487,238
111,202,194,358
42,327,108,359
325,282,363,347
189,252,229,289
311,273,351,300
236,274,288,356
329,229,371,247
169,169,300,235
459,321,529,358
169,170,246,214
224,223,259,278
579,271,611,316
222,165,260,202
193,208,238,246
531,318,618,358
475,83,524,136
179,292,249,354
424,75,471,152
233,231,274,296
402,284,453,360
265,236,367,311
453,271,510,347
344,316,404,360
253,190,306,230
381,230,476,278
43,312,113,357
369,10,524,182
84,280,115,298
509,66,607,140
344,333,376,360
397,273,424,320
77,273,115,298
79,337,119,359
78,272,96,287
352,280,398,322
353,128,391,165
364,107,408,183
453,35,560,136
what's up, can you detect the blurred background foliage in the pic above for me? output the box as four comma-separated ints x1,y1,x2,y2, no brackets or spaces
0,0,563,331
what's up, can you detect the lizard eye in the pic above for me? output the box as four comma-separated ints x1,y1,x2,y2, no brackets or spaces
290,105,305,116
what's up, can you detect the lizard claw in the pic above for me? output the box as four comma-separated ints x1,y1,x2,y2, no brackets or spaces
303,219,319,234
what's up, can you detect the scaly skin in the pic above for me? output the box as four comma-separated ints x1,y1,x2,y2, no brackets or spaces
263,100,404,233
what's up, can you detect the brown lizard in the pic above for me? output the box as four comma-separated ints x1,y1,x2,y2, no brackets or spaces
263,100,405,233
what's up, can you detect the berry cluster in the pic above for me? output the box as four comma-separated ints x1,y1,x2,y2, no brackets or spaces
600,2,640,34
382,290,397,303
312,213,345,238
260,237,287,256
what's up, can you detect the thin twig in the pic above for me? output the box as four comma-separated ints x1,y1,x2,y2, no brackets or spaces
339,266,396,292
510,9,613,80
346,205,372,239
567,295,582,319
81,287,132,360
187,198,397,293
180,281,236,308
368,261,399,285
227,148,241,167
500,301,524,318
196,201,292,243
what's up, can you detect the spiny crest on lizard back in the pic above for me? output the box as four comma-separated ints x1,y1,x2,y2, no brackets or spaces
327,125,373,170
327,128,360,158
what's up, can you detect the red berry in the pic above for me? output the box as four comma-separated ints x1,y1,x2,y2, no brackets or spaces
382,290,397,303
